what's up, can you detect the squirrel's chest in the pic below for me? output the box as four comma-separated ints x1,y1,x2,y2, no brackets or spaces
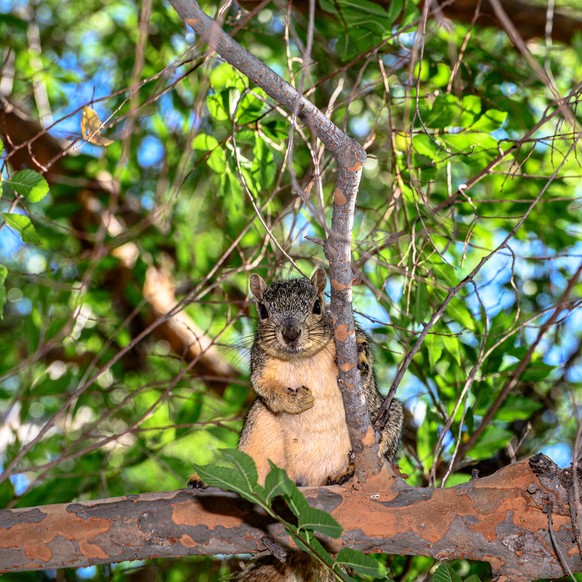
271,343,352,484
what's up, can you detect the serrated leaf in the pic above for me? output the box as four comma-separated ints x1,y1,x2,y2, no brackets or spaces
265,461,308,516
336,547,389,578
464,576,482,582
219,449,260,493
4,170,49,203
298,506,343,538
2,213,42,244
192,462,257,504
0,264,7,320
433,562,463,582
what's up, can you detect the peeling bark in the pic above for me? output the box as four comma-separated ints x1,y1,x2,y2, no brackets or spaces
1,456,580,580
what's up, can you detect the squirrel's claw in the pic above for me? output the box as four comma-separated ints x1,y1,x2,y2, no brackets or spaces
286,384,314,413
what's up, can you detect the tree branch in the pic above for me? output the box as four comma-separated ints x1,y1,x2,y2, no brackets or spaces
167,0,384,481
1,456,580,581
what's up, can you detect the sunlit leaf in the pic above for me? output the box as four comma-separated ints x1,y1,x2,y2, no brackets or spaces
2,170,49,203
81,106,114,146
2,213,42,244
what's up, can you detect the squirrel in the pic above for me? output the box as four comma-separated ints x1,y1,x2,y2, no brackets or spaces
189,268,403,581
238,267,403,487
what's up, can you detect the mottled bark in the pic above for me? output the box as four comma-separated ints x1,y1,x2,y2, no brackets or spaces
168,0,383,483
1,456,580,581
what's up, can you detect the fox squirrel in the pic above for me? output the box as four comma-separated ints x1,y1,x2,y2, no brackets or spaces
238,267,403,486
189,268,403,580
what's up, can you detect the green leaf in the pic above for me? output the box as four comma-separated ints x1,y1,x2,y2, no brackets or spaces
192,133,227,173
441,335,461,366
289,529,342,573
472,109,507,131
497,395,543,421
425,334,443,369
336,548,389,578
464,576,483,582
219,449,260,492
521,362,555,382
460,95,482,126
210,62,245,91
416,411,436,470
297,506,343,538
0,478,14,507
426,94,462,129
433,562,463,582
193,463,256,503
207,90,231,121
192,450,261,504
468,425,513,460
2,213,42,244
3,170,49,203
0,264,6,320
265,461,308,516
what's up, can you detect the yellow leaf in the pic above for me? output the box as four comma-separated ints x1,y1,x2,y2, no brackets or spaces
81,107,114,146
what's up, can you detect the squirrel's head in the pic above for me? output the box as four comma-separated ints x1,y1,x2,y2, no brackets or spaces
249,268,331,359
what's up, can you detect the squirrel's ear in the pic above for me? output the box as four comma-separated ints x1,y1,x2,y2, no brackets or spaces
311,268,327,294
250,273,267,300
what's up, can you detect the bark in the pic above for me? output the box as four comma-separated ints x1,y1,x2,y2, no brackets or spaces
1,455,580,581
167,0,384,484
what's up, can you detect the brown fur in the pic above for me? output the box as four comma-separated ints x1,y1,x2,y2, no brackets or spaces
240,268,403,487
194,269,404,580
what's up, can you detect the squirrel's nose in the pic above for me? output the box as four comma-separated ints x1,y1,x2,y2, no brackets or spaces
282,326,301,343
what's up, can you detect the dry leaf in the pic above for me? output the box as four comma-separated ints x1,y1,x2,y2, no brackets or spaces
81,107,114,146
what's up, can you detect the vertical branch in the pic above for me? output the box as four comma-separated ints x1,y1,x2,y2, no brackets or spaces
168,0,385,481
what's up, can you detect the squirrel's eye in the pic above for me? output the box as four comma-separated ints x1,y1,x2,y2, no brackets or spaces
312,299,321,315
258,303,269,320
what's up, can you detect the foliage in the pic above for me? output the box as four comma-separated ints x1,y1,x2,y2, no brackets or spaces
0,0,581,579
194,450,389,581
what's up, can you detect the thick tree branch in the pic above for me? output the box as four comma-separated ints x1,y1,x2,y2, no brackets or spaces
168,0,384,482
1,456,580,581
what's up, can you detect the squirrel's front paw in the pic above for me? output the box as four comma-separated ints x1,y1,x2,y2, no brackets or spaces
285,385,314,413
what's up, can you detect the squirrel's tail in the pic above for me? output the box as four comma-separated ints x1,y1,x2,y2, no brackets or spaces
235,551,336,581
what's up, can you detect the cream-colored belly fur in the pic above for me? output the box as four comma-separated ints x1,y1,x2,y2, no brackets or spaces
275,343,351,486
